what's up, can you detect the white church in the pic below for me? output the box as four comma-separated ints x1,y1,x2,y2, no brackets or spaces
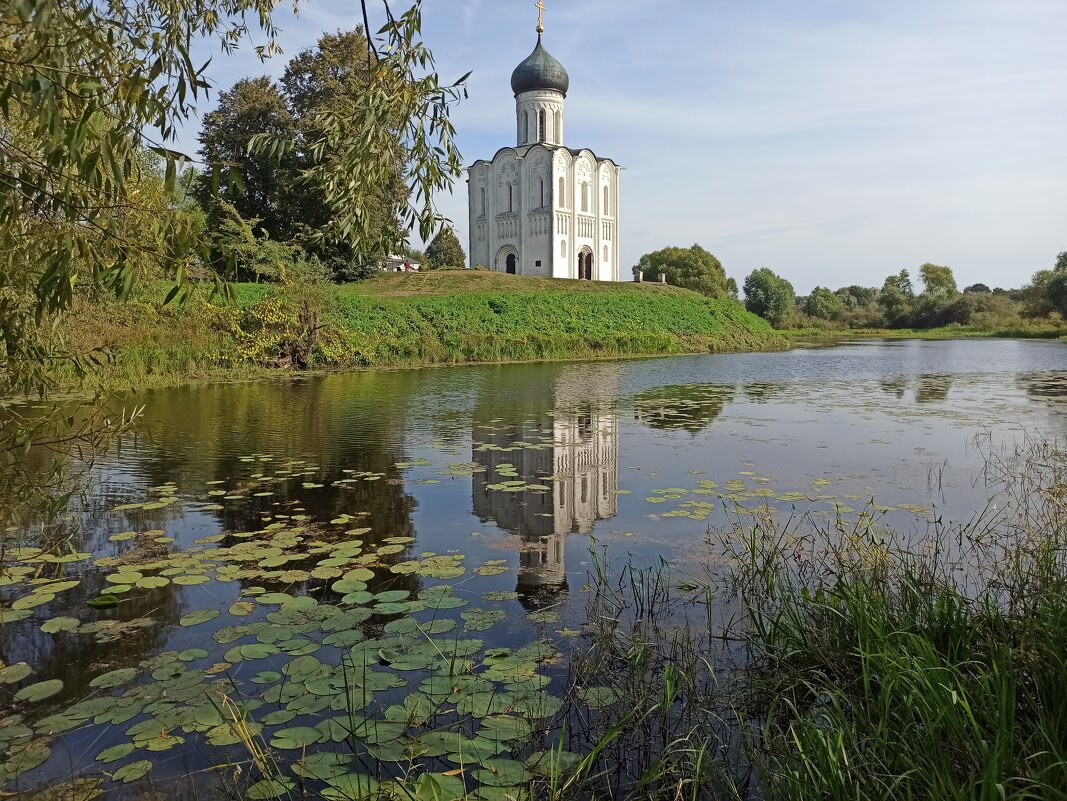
467,9,623,280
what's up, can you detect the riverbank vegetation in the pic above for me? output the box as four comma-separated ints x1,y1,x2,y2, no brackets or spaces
637,247,1067,338
764,258,1067,337
50,272,784,392
569,436,1067,799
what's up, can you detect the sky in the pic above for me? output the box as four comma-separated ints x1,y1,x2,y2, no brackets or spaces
180,0,1067,294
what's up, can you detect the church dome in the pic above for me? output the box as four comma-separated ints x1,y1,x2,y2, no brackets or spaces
511,36,569,96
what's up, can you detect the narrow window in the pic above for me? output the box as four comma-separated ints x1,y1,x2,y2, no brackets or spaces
603,245,609,262
561,239,567,257
538,110,546,142
581,182,589,213
508,184,513,213
555,110,561,141
558,177,565,208
523,111,529,143
480,187,486,216
539,179,545,208
603,185,609,213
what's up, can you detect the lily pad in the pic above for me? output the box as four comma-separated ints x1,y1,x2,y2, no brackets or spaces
15,678,64,702
112,759,152,783
179,609,220,627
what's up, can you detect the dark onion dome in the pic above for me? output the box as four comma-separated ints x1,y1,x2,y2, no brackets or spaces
511,35,569,96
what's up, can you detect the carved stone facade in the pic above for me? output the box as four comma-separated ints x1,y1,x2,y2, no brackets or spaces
467,35,622,281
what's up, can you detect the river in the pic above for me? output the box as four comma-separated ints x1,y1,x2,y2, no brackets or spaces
1,338,1065,797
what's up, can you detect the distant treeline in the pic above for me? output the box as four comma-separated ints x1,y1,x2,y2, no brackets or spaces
632,246,1067,333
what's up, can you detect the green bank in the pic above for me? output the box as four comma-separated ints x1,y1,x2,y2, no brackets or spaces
57,272,785,391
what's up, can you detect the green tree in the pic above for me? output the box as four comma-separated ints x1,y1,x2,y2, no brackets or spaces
919,263,958,296
197,77,296,243
276,29,410,279
804,286,844,320
0,0,465,526
633,245,733,298
1023,253,1067,318
964,283,991,294
743,268,795,327
878,270,915,327
424,227,466,269
835,285,877,310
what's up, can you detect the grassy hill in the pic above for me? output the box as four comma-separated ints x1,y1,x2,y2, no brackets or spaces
58,272,786,390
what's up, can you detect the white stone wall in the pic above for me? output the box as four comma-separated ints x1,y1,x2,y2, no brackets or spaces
515,89,565,146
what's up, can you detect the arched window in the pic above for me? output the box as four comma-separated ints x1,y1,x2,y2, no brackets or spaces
538,110,546,142
539,179,545,208
522,111,529,144
480,187,486,217
555,110,561,141
581,182,589,213
508,184,514,213
603,245,609,262
603,185,609,214
560,239,567,258
558,177,565,208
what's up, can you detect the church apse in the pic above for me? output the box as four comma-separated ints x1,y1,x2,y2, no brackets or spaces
470,364,620,608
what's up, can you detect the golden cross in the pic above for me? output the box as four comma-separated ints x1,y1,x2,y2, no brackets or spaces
536,0,545,33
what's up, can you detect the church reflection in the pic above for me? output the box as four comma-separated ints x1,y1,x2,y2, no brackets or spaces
471,365,620,608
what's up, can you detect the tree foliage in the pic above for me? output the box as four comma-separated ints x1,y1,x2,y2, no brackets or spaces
0,0,466,527
425,227,466,269
633,245,735,299
919,263,958,296
743,268,795,327
804,286,844,320
197,77,296,243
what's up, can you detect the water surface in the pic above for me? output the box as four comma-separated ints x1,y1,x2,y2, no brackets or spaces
2,338,1065,796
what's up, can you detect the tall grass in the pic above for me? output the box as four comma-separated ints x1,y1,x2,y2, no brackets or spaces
570,437,1067,801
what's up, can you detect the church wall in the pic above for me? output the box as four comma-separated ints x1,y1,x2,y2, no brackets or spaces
515,90,565,146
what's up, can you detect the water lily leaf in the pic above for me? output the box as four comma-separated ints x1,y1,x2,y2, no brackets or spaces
90,668,139,689
224,643,279,662
112,759,152,783
179,609,220,626
5,743,51,776
579,686,620,709
472,758,532,787
246,778,296,799
0,662,32,683
461,609,507,632
15,678,63,702
95,743,135,764
0,608,34,623
481,591,519,601
255,592,295,605
40,616,79,634
173,574,211,586
321,774,380,801
291,751,351,780
479,716,532,742
229,601,256,617
177,648,209,662
270,726,324,749
12,592,54,610
105,572,142,585
136,576,170,589
372,602,409,615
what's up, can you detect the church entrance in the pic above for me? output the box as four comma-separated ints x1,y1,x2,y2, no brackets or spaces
506,254,517,274
577,249,594,280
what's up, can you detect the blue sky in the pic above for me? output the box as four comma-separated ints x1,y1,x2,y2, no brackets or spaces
181,0,1067,293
